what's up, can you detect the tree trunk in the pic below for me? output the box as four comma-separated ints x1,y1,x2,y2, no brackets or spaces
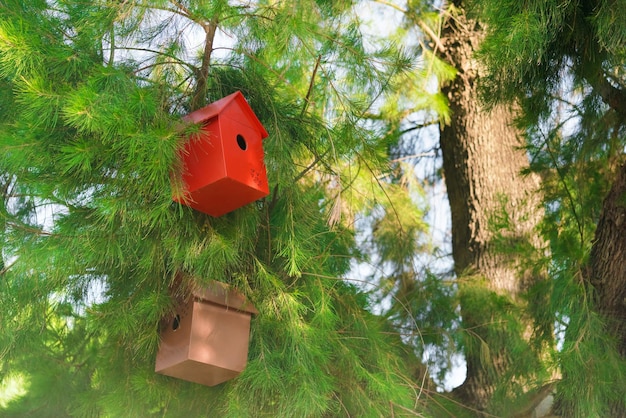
590,163,626,355
586,162,626,416
438,3,544,411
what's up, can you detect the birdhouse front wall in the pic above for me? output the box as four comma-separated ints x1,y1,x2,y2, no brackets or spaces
218,115,268,192
188,300,252,372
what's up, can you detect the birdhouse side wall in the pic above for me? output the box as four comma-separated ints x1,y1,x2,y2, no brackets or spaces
188,300,253,373
179,119,227,194
154,298,194,373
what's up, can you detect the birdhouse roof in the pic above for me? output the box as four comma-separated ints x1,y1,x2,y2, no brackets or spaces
191,281,259,315
183,91,269,139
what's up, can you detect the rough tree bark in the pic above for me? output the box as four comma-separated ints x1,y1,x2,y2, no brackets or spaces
586,162,626,416
590,162,626,355
437,2,544,411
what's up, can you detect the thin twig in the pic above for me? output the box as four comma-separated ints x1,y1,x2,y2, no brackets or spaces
168,0,193,20
399,121,439,135
114,46,196,72
301,55,322,117
0,258,14,276
542,133,585,247
108,24,115,66
292,149,331,183
390,152,437,163
415,19,446,53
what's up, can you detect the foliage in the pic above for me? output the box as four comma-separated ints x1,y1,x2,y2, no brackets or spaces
361,0,626,414
473,0,626,414
0,0,438,416
7,0,625,415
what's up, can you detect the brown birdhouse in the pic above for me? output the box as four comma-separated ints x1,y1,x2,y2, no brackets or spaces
155,281,258,386
173,91,269,217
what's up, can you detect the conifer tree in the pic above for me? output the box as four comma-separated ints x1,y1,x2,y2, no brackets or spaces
382,0,626,414
473,0,626,415
0,1,436,416
369,1,550,414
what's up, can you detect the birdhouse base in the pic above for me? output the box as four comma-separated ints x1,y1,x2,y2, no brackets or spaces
157,358,240,387
177,176,268,217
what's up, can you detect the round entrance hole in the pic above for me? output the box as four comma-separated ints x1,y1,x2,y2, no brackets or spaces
172,314,181,331
236,134,247,151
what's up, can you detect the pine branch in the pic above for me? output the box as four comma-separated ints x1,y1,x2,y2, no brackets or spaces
356,151,408,239
390,152,437,163
5,220,55,237
108,22,115,66
301,55,322,117
0,259,6,276
117,47,196,72
190,17,218,110
374,0,445,52
511,382,557,418
168,0,194,20
424,387,503,417
128,1,199,25
292,149,331,183
134,60,190,74
594,76,626,118
162,0,220,110
579,45,626,117
267,184,280,217
0,177,8,276
415,19,445,54
542,134,585,247
398,120,439,135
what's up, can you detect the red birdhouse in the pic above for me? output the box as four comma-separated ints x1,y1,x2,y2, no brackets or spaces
174,91,269,217
155,281,258,387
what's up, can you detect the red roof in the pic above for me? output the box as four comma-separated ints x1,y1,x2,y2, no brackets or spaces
183,91,269,139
